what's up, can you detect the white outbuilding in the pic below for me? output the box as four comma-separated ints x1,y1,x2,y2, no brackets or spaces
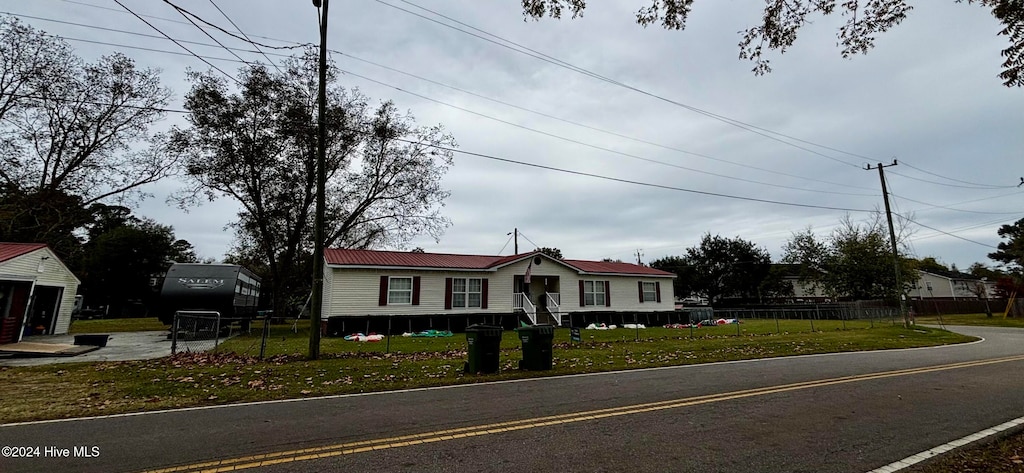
0,243,81,343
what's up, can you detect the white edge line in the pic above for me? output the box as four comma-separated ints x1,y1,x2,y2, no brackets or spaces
0,335,987,428
866,414,1024,473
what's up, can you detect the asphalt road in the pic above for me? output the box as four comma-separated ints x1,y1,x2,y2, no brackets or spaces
3,325,1024,473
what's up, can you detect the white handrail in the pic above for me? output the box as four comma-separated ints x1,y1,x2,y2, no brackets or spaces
546,293,561,326
513,292,537,325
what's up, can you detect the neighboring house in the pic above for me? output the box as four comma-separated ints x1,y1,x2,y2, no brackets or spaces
322,249,676,326
913,270,997,300
0,243,81,344
773,264,831,303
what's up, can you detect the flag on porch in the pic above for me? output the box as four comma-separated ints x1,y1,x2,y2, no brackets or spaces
524,260,532,284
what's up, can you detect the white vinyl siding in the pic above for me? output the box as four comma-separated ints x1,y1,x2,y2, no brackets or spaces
324,257,675,317
0,247,80,336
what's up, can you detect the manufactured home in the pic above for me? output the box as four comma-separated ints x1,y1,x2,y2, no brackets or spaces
0,243,81,343
322,249,676,327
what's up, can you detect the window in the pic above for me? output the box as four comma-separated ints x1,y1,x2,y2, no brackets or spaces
452,278,482,308
583,280,606,306
388,277,413,305
642,282,658,302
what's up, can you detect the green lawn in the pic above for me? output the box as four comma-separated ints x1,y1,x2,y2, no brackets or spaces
68,317,169,334
915,313,1024,328
0,320,973,425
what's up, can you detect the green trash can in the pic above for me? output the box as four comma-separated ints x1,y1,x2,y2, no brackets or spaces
464,324,503,374
517,324,555,370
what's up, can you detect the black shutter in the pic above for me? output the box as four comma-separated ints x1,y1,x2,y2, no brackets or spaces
444,278,453,310
579,280,585,307
412,276,421,306
481,279,489,309
379,276,389,306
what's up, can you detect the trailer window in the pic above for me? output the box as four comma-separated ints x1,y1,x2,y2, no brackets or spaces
388,277,413,305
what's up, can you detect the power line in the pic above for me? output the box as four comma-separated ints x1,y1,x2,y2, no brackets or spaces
330,49,877,193
383,138,874,213
10,8,875,194
14,23,1018,218
888,168,1015,189
892,193,1023,216
496,232,514,255
0,87,871,213
58,35,244,64
162,0,250,66
900,160,1016,189
516,231,542,251
338,68,877,197
112,0,238,84
376,0,870,169
897,214,999,249
14,12,871,197
206,0,285,73
909,216,1015,243
0,92,187,113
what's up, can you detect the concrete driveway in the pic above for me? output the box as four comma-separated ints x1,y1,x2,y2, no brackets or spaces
0,331,172,367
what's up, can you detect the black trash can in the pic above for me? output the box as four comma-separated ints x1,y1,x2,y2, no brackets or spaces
464,324,503,374
517,324,554,370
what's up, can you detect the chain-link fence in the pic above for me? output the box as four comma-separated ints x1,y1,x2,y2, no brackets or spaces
171,311,251,354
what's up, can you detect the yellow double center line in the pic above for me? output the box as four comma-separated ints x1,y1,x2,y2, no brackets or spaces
143,354,1024,473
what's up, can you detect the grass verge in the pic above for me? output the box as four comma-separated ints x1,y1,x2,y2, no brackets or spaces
69,317,169,334
915,313,1024,329
0,322,972,425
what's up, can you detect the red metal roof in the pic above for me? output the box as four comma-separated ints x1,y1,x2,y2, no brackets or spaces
0,242,47,263
325,249,675,277
564,259,675,276
324,249,507,269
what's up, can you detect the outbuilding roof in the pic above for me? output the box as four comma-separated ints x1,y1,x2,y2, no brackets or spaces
324,249,675,277
0,242,47,263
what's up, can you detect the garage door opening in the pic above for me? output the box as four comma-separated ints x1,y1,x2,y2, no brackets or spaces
27,286,63,336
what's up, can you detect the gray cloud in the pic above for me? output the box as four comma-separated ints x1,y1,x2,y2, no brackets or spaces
8,0,1021,270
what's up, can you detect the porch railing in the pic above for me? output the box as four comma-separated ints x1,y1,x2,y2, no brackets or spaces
513,293,537,325
546,293,562,326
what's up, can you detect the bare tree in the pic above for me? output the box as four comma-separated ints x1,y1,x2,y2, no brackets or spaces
0,18,177,206
173,50,454,315
520,1,1023,87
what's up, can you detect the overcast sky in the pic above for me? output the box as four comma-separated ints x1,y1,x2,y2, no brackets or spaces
6,0,1023,269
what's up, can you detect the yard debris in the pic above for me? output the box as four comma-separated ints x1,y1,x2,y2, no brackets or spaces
401,330,454,338
622,324,646,329
342,333,384,342
585,323,618,330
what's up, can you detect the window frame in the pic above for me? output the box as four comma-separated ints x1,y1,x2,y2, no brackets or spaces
451,277,483,309
583,280,606,307
387,276,414,305
642,281,658,303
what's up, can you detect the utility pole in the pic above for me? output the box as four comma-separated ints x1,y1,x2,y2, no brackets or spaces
308,0,329,360
866,159,908,328
507,228,519,254
635,249,644,266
